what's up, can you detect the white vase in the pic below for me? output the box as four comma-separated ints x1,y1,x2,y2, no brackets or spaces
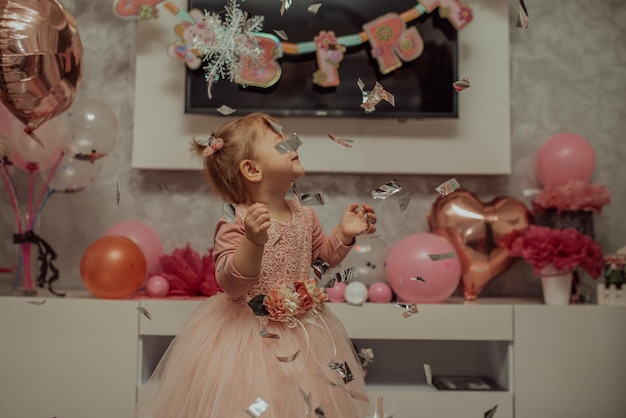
540,266,573,305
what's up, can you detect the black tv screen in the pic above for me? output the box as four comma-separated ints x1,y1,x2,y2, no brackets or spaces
185,0,458,119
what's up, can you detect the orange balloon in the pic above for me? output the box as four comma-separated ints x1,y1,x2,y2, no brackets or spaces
80,236,147,299
428,190,533,301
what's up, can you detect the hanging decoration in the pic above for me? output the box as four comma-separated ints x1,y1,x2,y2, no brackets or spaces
162,0,473,97
112,0,194,22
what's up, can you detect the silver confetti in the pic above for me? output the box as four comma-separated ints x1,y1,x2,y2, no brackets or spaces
116,181,120,206
137,306,152,321
453,77,470,92
224,203,236,222
398,191,411,211
216,104,236,115
291,179,300,201
299,388,312,417
484,405,498,418
300,193,325,206
245,397,269,417
259,328,280,339
312,258,331,281
328,360,354,384
424,364,433,385
267,119,283,134
27,299,46,305
435,178,460,196
410,276,426,282
314,406,327,418
428,251,456,261
517,0,528,28
372,179,402,199
277,349,300,363
328,133,354,148
308,3,322,14
274,134,303,154
273,29,288,40
358,347,374,367
395,303,418,318
358,78,395,113
279,0,292,16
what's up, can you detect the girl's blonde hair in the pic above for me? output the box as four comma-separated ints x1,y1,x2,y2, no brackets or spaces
191,112,280,204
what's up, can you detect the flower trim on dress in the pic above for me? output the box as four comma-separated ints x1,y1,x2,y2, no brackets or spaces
248,278,329,323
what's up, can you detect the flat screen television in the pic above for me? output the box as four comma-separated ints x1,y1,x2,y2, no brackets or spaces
185,0,458,119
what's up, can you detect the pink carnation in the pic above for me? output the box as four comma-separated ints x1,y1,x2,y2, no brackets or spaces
532,181,611,214
498,225,604,278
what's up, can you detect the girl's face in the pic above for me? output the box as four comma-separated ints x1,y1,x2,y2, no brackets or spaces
252,125,304,186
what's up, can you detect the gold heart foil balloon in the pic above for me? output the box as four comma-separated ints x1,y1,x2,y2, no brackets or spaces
428,190,533,301
0,0,82,141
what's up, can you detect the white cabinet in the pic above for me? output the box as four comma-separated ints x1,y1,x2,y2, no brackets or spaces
0,297,139,418
2,296,625,418
514,305,626,418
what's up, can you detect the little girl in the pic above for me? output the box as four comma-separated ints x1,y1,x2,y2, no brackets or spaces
133,112,377,417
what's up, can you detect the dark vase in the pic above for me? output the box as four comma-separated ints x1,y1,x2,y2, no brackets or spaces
536,209,595,238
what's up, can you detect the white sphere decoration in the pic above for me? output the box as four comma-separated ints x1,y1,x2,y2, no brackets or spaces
344,281,369,305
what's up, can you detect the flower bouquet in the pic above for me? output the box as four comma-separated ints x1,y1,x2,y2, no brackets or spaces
248,279,328,324
498,225,604,278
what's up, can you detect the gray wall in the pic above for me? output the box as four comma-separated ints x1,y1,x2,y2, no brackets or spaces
1,0,624,298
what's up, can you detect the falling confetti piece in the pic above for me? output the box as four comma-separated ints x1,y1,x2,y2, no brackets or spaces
328,360,354,384
358,347,374,367
291,179,300,201
410,276,426,282
436,178,460,196
517,0,528,28
273,29,288,40
276,349,300,362
314,406,327,417
116,181,120,206
395,303,419,318
267,119,283,134
245,397,269,417
300,193,325,206
484,405,498,418
358,78,395,113
424,364,433,385
274,134,302,154
216,104,236,115
299,388,312,416
279,0,292,16
372,179,402,199
398,191,411,211
259,328,280,339
308,3,322,14
453,77,470,92
224,203,236,222
328,133,354,148
27,299,46,305
313,258,331,280
137,306,152,321
522,188,541,197
428,251,456,261
157,181,166,190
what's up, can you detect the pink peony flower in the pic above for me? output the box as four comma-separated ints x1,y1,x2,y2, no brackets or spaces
499,225,604,277
532,181,611,214
294,282,314,314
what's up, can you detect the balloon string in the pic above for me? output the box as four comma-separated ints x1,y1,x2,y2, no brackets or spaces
33,188,53,227
33,151,63,223
0,163,23,233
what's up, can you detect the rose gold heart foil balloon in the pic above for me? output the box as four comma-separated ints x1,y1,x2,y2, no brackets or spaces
0,0,82,143
428,190,533,301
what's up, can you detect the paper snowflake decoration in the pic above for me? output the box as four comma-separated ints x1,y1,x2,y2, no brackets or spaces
191,0,265,98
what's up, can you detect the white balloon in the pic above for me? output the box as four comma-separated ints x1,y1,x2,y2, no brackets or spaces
337,237,390,286
344,281,369,306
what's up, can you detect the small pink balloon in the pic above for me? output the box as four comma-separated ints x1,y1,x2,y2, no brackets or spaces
536,132,596,188
325,282,347,303
368,281,393,303
146,275,170,298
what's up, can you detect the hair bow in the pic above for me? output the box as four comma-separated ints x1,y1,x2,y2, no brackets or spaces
202,136,224,156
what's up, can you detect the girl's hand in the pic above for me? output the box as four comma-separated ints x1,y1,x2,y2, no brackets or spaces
337,203,377,245
244,203,271,246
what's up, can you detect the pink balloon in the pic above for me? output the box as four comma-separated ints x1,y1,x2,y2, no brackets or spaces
385,233,461,303
536,132,596,188
146,275,170,297
104,221,163,277
368,281,393,303
325,282,347,303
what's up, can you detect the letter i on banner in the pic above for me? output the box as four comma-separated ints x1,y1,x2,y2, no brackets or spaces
362,13,424,75
312,31,346,87
417,0,473,30
238,33,283,88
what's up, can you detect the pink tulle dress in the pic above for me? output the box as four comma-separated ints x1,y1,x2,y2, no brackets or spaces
133,200,370,418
